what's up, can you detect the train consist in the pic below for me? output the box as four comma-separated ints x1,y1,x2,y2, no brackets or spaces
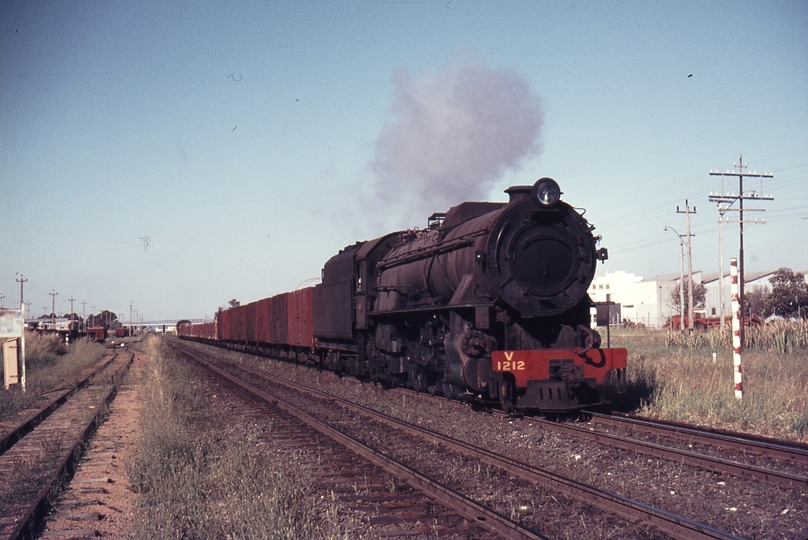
178,178,627,412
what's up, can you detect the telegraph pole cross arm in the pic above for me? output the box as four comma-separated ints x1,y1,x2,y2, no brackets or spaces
708,155,774,350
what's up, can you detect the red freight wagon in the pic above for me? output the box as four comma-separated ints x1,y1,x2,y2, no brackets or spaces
201,320,217,340
271,292,289,345
218,309,230,341
115,327,131,338
288,288,314,348
244,300,258,343
257,297,271,344
222,306,234,341
225,305,238,342
232,303,247,343
86,327,107,341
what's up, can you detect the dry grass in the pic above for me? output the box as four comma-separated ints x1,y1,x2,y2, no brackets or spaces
610,324,808,442
128,335,346,540
0,332,104,419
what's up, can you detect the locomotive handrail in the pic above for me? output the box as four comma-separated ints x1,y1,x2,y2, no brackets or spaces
376,232,485,270
367,302,494,317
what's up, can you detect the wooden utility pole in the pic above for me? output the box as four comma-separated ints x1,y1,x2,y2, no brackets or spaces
676,201,696,330
16,275,27,308
664,226,686,330
709,155,773,348
49,290,58,329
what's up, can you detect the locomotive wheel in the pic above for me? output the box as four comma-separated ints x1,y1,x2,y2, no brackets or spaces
499,376,516,413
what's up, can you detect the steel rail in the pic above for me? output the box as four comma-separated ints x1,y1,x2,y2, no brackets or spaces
217,357,743,540
0,351,119,457
585,411,808,467
517,416,808,489
394,387,808,486
9,353,134,540
182,348,546,540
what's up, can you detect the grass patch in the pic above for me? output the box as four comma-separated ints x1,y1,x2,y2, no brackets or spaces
0,332,104,419
609,324,808,442
128,335,345,539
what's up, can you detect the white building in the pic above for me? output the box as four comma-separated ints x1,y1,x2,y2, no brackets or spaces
588,271,695,328
591,268,805,328
701,270,777,319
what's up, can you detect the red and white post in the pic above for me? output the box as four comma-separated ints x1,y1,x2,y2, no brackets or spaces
730,258,743,400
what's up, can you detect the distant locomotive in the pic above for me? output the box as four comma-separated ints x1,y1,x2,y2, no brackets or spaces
179,178,627,412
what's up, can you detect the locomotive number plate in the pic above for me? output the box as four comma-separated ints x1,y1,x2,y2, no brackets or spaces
494,352,526,371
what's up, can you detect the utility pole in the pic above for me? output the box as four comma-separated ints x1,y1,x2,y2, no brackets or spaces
676,201,696,330
663,226,686,330
68,297,75,321
717,205,727,331
50,290,58,329
82,301,87,332
709,155,773,349
16,275,27,308
0,294,4,309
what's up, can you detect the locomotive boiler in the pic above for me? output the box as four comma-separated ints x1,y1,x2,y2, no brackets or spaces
312,178,626,411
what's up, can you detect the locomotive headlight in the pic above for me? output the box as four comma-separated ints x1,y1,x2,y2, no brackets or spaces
532,177,561,207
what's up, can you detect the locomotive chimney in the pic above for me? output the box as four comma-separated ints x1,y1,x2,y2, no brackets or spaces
505,185,532,204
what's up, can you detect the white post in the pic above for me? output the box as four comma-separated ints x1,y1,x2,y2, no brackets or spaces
718,213,725,332
730,258,743,400
678,239,685,330
20,303,26,392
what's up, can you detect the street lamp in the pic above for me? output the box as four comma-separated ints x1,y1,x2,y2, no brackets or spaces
664,226,686,331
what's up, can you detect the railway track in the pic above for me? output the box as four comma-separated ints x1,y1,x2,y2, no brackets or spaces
585,410,808,467
390,380,808,488
170,341,504,539
0,346,135,540
173,340,748,540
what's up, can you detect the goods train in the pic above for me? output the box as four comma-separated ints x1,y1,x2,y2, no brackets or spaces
178,177,627,412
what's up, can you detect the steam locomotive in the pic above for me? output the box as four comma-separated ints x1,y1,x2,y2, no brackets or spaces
179,177,627,412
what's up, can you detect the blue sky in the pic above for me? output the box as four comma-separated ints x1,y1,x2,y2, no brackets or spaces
1,1,806,322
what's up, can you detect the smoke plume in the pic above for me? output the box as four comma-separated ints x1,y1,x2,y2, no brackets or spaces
370,54,543,227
